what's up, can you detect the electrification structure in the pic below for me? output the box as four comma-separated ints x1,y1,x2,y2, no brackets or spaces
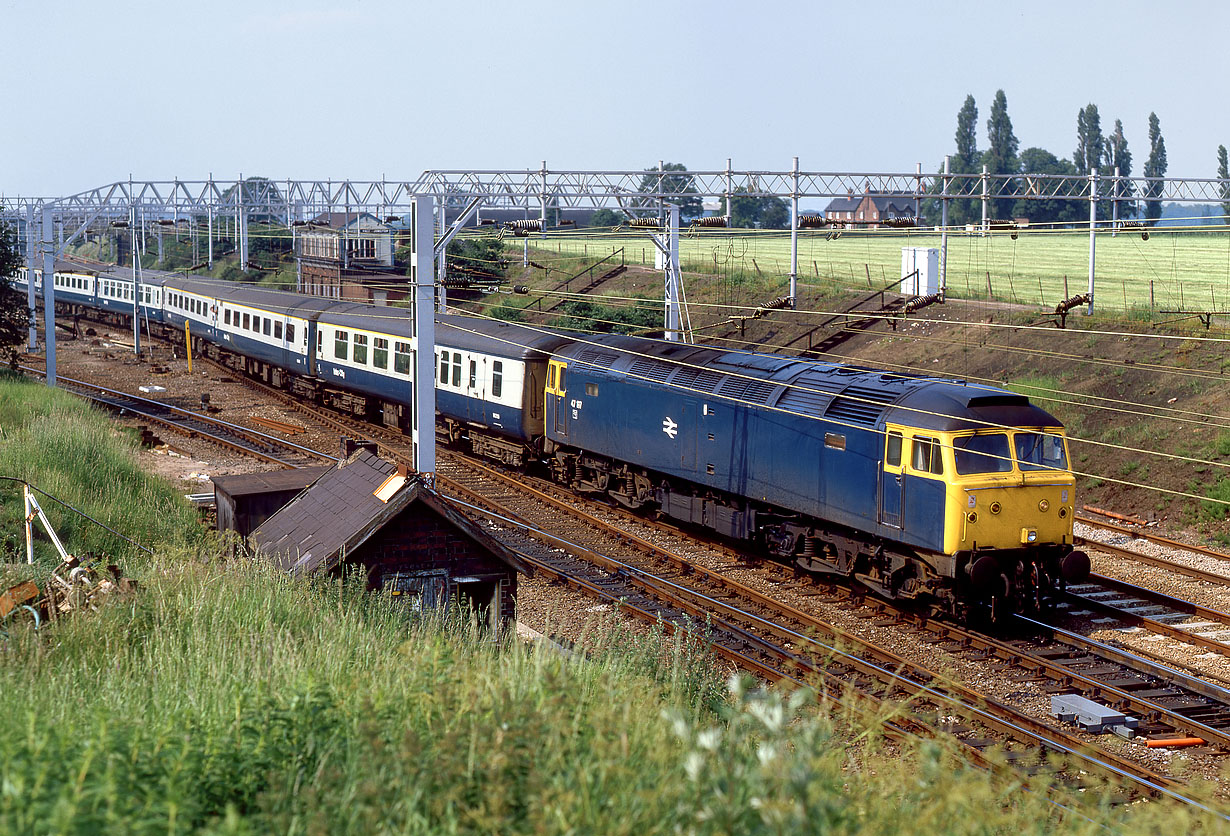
5,160,1230,377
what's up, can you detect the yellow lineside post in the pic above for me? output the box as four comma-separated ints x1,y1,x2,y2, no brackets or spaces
185,320,192,374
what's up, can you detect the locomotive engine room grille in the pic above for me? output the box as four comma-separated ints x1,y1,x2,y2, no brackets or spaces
823,385,898,425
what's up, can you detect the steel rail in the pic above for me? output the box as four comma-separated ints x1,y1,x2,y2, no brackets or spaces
1076,514,1230,566
19,364,336,468
1076,535,1230,587
1063,575,1230,660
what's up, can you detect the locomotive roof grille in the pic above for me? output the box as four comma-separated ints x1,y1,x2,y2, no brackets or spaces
823,384,900,426
671,367,725,394
717,376,779,405
775,386,833,416
628,356,674,383
576,348,621,369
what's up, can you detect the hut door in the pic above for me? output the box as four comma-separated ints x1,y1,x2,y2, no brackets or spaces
383,569,450,613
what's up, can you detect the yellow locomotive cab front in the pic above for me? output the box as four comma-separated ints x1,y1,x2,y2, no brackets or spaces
942,428,1076,555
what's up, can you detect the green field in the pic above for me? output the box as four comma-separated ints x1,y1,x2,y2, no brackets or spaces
522,226,1230,315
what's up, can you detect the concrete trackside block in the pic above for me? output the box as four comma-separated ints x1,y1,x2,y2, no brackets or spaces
1051,694,1139,736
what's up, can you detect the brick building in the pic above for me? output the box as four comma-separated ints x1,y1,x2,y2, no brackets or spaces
823,190,920,229
296,212,408,304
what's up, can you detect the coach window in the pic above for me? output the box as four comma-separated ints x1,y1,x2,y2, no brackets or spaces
263,318,272,337
334,330,349,360
886,431,903,467
451,352,462,387
491,361,503,397
242,312,250,330
911,436,944,475
287,323,296,343
439,353,449,383
223,309,230,325
274,321,282,340
468,359,477,388
373,337,388,369
394,341,410,375
353,334,368,365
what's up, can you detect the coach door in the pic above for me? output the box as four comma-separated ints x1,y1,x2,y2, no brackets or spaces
879,427,904,528
547,359,568,437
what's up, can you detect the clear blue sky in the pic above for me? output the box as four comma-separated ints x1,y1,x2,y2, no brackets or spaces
4,0,1228,197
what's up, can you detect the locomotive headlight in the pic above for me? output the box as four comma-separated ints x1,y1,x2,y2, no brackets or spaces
1020,528,1038,544
1037,499,1049,512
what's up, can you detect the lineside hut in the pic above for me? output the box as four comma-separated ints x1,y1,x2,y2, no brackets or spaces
250,448,527,631
212,466,332,538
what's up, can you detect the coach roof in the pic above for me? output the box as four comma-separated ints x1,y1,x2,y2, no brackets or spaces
164,277,338,318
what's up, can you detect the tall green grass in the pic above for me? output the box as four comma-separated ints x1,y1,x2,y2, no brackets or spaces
2,555,1214,834
0,375,203,566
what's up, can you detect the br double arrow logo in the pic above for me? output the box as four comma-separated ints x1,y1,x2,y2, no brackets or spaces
662,416,678,439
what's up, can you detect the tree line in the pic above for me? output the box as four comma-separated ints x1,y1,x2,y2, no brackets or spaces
935,91,1172,227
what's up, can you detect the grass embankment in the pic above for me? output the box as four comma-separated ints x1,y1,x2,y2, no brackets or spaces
0,377,1217,832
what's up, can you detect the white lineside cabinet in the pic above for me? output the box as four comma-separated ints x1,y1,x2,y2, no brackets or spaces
900,247,939,296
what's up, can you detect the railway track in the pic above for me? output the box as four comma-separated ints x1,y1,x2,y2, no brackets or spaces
35,334,1230,811
19,364,336,469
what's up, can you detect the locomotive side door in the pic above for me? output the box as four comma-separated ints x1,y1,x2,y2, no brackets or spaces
879,427,904,528
547,359,568,438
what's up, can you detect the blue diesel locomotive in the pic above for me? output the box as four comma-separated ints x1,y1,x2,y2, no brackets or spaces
16,262,1088,618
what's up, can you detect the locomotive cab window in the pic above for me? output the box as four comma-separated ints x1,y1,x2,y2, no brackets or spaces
885,431,903,468
585,383,598,397
546,365,556,390
1015,432,1067,471
911,436,944,475
954,433,1012,475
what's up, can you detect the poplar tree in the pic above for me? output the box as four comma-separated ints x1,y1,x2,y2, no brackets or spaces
983,90,1019,220
1143,113,1168,225
949,94,980,226
1218,145,1230,223
1104,119,1134,220
1074,104,1103,176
